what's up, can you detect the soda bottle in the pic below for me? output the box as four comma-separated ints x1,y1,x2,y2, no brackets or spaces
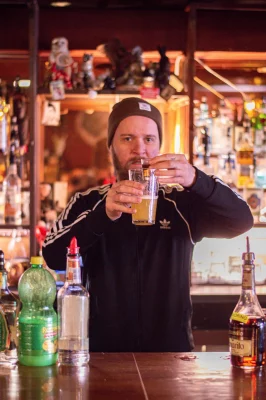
229,237,265,369
57,237,89,366
18,256,58,366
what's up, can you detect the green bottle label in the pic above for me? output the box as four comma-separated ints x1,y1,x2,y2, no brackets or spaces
0,308,8,351
19,321,58,355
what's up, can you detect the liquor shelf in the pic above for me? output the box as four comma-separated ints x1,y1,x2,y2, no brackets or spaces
0,352,264,399
0,225,30,230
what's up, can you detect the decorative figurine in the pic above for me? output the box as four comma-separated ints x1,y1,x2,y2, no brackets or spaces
97,38,144,89
155,45,171,91
80,53,95,90
49,37,75,89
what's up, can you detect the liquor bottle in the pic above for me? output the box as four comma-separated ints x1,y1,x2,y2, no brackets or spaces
0,304,8,355
219,152,237,189
0,85,9,184
3,161,22,225
18,256,58,366
229,237,265,369
199,96,209,120
11,77,29,188
0,249,20,359
236,133,254,188
57,237,90,366
9,116,21,177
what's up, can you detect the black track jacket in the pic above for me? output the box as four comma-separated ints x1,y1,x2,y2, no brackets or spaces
42,169,253,352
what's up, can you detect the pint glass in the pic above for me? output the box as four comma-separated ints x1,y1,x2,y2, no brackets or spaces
128,168,158,226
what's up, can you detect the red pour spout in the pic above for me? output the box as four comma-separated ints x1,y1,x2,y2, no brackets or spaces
69,236,80,254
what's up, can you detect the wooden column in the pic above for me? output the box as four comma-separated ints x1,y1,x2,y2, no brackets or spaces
186,4,197,165
28,0,40,256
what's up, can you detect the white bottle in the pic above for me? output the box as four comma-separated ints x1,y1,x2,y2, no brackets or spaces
3,163,22,225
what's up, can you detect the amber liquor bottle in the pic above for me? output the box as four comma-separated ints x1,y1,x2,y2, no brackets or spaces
229,237,265,369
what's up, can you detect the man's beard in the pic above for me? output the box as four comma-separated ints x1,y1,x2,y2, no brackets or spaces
111,147,141,181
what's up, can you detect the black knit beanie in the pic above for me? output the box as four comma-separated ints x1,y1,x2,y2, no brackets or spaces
107,97,162,147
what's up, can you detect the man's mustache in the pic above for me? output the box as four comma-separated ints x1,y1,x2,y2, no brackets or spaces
127,158,142,168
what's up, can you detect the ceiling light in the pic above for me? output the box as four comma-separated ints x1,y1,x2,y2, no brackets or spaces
257,67,266,73
13,79,31,88
50,1,71,7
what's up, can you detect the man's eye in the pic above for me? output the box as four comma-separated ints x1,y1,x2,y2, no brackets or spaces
123,137,131,142
146,137,154,142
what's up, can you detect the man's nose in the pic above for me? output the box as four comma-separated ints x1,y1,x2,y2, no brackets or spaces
132,139,146,155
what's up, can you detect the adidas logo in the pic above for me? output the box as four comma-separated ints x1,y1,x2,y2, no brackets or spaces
159,219,171,230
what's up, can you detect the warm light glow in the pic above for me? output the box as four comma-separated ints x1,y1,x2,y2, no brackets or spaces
13,79,31,88
50,1,71,7
19,79,30,88
85,109,94,115
244,100,256,112
174,124,180,154
257,67,266,73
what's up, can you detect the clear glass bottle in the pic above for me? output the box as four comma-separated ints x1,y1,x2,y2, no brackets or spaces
57,237,90,366
3,162,22,225
0,248,20,359
18,256,58,366
229,237,265,369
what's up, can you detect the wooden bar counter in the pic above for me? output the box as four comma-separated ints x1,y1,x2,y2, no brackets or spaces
0,352,265,399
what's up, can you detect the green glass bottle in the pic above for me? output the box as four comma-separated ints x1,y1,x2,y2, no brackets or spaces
18,256,58,366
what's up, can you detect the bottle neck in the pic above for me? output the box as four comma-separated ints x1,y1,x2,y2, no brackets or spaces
240,262,258,304
242,262,255,290
66,254,81,284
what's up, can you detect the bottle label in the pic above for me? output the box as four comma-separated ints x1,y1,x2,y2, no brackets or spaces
0,308,9,351
242,270,252,290
239,165,251,177
230,312,249,324
229,337,252,357
67,259,81,282
19,321,58,354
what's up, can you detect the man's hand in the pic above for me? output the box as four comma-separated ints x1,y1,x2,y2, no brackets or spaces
149,153,197,188
106,181,144,221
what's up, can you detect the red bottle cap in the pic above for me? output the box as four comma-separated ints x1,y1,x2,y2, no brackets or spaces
68,237,80,255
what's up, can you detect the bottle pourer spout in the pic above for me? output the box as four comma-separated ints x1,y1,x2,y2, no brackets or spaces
242,236,255,263
68,237,80,255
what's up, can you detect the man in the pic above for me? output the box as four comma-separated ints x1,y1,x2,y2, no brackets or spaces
43,97,253,352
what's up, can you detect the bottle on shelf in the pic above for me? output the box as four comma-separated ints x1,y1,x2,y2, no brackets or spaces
229,237,265,369
11,76,29,188
0,249,20,359
234,104,245,152
3,160,22,225
236,131,254,188
18,256,58,366
0,84,9,185
9,116,21,177
57,237,90,366
219,152,237,189
211,99,233,155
